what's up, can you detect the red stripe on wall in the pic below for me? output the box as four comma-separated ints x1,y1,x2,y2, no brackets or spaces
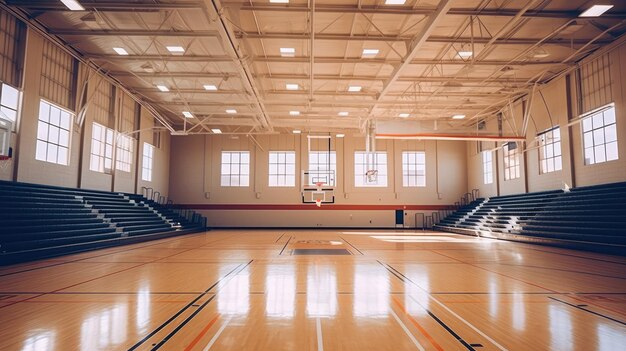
174,204,455,211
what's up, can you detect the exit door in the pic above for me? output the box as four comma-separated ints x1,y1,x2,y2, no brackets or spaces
395,210,404,228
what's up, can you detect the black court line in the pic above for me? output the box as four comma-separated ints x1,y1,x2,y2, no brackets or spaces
275,233,285,243
339,236,364,255
127,261,249,351
151,260,254,350
377,260,477,351
548,296,626,326
279,236,292,256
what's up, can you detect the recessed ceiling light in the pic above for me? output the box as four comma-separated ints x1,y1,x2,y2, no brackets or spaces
270,0,289,3
203,84,218,91
211,128,222,134
292,130,301,134
336,133,345,138
579,4,613,17
286,83,299,90
166,46,185,53
289,111,300,116
348,86,362,92
362,49,379,58
60,0,85,11
399,113,410,118
458,51,473,59
182,111,193,118
113,47,128,56
338,111,349,116
385,0,406,4
280,47,295,57
225,109,237,114
452,114,466,120
156,85,169,92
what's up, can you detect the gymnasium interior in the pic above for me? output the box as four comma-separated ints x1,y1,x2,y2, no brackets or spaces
0,0,625,350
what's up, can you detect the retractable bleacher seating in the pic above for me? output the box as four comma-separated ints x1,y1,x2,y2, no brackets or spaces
434,182,626,255
0,180,206,264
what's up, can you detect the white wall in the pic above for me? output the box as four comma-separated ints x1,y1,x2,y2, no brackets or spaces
168,134,468,227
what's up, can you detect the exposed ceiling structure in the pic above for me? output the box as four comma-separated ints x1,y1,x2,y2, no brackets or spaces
3,0,626,137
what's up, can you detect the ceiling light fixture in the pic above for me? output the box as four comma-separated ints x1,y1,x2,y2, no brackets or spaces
385,0,406,4
156,85,169,92
362,49,379,58
182,111,193,118
60,0,85,11
458,51,473,59
452,114,466,120
348,86,362,92
166,46,185,54
203,84,218,91
579,4,613,17
399,113,410,118
270,0,289,3
338,111,349,116
113,47,128,56
225,109,237,114
292,130,301,134
211,128,222,134
336,133,345,138
280,47,295,57
286,83,299,90
289,111,300,116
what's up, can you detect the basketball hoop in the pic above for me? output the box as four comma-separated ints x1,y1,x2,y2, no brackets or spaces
315,198,322,207
315,181,325,189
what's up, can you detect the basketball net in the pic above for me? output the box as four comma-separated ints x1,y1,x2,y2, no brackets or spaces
315,199,322,208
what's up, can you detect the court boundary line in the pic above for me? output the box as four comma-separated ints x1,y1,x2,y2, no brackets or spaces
548,296,626,326
389,308,426,351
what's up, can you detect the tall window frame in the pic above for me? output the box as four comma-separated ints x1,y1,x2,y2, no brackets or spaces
482,151,493,184
308,151,336,186
116,134,133,173
538,127,562,174
269,151,296,187
354,151,388,187
35,99,72,166
582,104,618,165
402,151,426,187
221,151,250,187
142,143,154,181
503,142,520,181
90,122,114,173
0,83,19,130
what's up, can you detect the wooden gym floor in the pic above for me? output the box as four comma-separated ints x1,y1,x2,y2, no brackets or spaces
0,230,624,350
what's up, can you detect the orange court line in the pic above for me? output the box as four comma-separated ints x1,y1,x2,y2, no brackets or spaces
392,297,445,351
184,314,221,351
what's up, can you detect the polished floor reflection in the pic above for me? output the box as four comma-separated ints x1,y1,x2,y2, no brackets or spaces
0,230,625,350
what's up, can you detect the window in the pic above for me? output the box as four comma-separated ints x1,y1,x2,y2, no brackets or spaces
402,151,426,187
582,104,618,165
308,151,336,186
142,143,154,181
0,83,19,129
116,134,133,172
221,151,250,187
503,142,521,181
35,100,72,165
482,151,493,184
269,151,296,187
90,122,113,173
354,151,388,187
538,127,562,174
